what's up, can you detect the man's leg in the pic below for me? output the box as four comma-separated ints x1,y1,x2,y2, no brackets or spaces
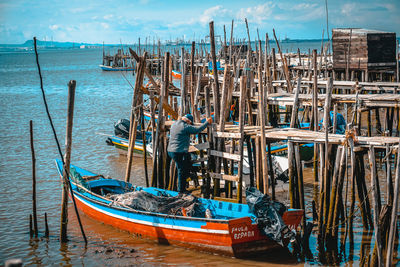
168,152,185,193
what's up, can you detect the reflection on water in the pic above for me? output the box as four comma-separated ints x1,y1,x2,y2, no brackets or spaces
0,47,399,266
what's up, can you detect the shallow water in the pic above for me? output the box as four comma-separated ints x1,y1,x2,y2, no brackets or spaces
0,47,398,266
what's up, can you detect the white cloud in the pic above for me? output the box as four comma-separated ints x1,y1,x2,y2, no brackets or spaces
49,24,60,30
199,5,229,25
101,22,110,29
103,14,114,20
340,3,356,16
236,2,275,24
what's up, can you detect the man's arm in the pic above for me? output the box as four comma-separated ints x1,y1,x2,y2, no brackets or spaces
184,121,209,134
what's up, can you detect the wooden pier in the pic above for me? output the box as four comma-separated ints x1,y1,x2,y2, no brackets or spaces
119,24,399,265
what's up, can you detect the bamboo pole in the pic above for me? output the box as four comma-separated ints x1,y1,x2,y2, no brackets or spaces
29,120,38,237
386,144,400,266
60,80,76,243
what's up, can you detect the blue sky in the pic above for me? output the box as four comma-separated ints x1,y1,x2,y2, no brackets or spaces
0,0,399,44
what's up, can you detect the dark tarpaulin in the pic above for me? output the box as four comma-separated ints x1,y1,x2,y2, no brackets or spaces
245,187,296,246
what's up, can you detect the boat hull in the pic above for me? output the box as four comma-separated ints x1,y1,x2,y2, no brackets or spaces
106,135,147,156
72,191,287,257
100,65,134,71
56,160,303,257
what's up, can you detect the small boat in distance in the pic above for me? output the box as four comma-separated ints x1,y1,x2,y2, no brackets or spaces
99,65,134,71
55,160,303,257
171,70,182,79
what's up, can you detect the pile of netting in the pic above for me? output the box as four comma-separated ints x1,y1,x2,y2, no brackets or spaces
246,187,296,246
109,189,207,218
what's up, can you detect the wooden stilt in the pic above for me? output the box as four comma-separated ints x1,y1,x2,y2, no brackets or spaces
29,120,38,238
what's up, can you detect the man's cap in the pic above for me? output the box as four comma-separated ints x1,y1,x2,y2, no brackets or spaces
184,114,194,124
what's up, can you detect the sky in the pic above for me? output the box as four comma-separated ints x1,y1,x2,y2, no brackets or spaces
0,0,399,44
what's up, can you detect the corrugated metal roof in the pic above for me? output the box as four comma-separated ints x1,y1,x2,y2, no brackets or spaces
333,28,395,35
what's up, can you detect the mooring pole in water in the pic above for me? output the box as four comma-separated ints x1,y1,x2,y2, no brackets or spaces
44,212,49,238
33,38,86,244
368,146,383,267
29,214,33,238
60,80,76,243
386,145,400,266
29,120,38,238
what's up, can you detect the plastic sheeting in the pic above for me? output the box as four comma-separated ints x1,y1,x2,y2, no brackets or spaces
109,189,206,217
246,187,296,246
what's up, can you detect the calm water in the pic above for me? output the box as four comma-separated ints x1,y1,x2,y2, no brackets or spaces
0,46,397,266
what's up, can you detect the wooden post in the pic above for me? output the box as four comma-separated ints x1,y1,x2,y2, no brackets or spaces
29,120,38,237
386,144,400,266
267,142,275,200
125,53,147,183
368,146,382,267
140,107,149,187
288,140,296,208
294,144,306,235
190,41,196,111
180,47,187,116
204,85,212,198
193,68,203,122
229,20,234,65
237,76,246,203
44,212,49,238
29,214,33,238
219,65,231,130
312,50,319,194
322,77,333,237
60,80,76,243
326,146,344,239
346,29,352,81
257,52,269,194
209,21,220,122
272,29,293,93
290,77,302,128
396,40,399,82
333,104,338,133
272,48,277,81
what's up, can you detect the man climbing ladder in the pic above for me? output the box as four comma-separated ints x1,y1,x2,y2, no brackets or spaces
167,114,212,193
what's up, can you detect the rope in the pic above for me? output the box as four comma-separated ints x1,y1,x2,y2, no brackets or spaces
33,37,87,244
325,185,374,231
